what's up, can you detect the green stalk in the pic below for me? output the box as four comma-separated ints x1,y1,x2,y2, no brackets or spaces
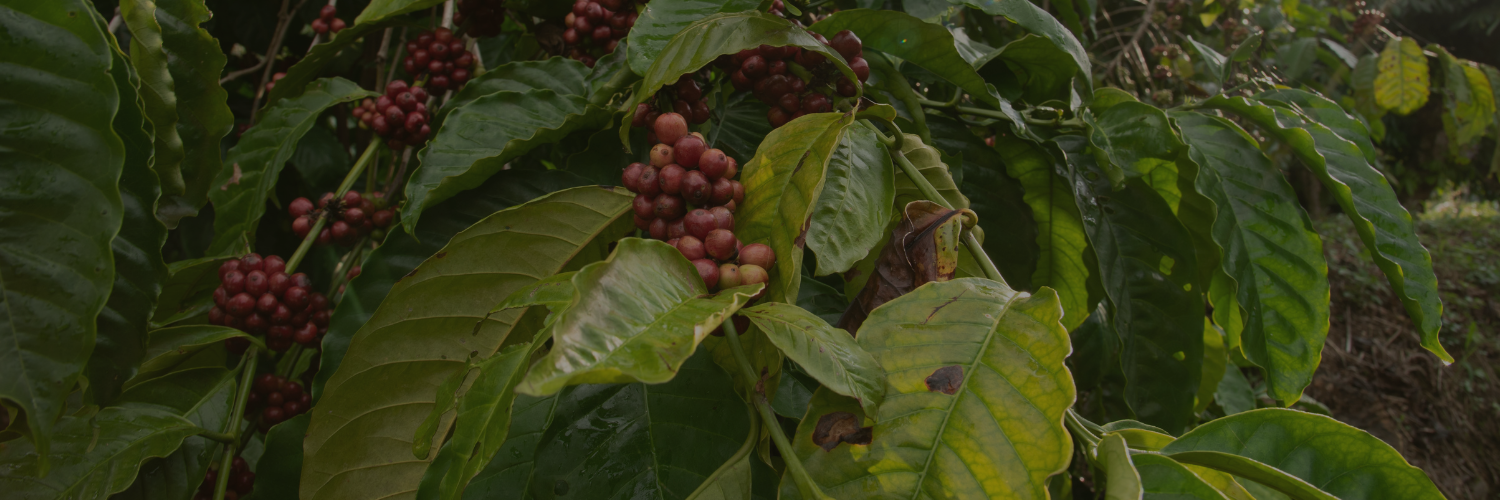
1064,409,1101,450
915,98,1084,128
214,346,259,500
720,319,828,500
286,140,382,274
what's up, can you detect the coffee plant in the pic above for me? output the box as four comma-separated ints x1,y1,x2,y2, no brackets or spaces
0,0,1475,499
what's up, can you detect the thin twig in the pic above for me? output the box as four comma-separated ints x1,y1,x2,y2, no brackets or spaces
1101,0,1157,83
374,28,394,91
385,27,408,89
249,0,310,123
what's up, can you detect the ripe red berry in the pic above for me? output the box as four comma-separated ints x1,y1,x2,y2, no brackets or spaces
683,209,716,240
709,178,734,206
636,167,662,197
633,194,656,219
227,293,256,317
284,286,310,311
741,55,767,77
222,270,246,294
343,207,367,225
310,292,329,311
692,259,720,289
634,214,651,231
245,270,269,296
386,80,409,98
676,236,707,260
289,197,314,218
738,243,776,269
331,220,352,243
673,135,706,169
330,18,346,32
263,255,286,275
262,406,285,425
705,230,738,261
849,57,870,82
650,143,675,168
271,304,292,325
631,103,653,128
658,164,685,195
256,293,279,314
653,113,689,146
682,171,711,206
294,323,319,345
667,218,687,240
208,306,226,325
254,374,279,393
709,206,735,231
699,149,729,179
372,209,393,228
718,263,742,288
622,162,645,191
653,194,685,220
830,30,862,60
240,254,263,272
311,18,329,34
732,180,745,205
218,259,241,281
648,218,668,240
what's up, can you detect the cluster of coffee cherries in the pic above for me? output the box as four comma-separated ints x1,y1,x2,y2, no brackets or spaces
561,0,645,67
246,373,310,431
630,74,713,138
194,456,253,500
455,0,507,37
619,113,775,290
402,28,474,91
311,4,346,35
265,72,286,93
1349,8,1385,40
210,254,332,352
290,190,394,246
725,30,868,128
352,80,432,150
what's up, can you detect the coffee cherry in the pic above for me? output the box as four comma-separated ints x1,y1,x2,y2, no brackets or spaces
732,180,745,205
223,270,246,295
705,229,738,261
667,218,688,240
739,264,769,286
738,243,776,269
682,171,712,206
294,323,319,345
256,293,279,315
650,143,675,168
263,255,286,275
262,406,285,425
673,135,706,169
284,286,310,311
636,166,662,197
622,162,645,191
219,259,241,281
633,194,656,219
709,206,735,231
658,164,685,194
706,178,733,206
634,214,651,231
654,194,686,220
227,292,255,317
718,263,742,288
654,113,689,145
676,235,707,260
849,57,870,82
289,197,314,218
648,218,668,240
692,259,720,289
699,149,729,180
245,270,269,296
830,30,862,60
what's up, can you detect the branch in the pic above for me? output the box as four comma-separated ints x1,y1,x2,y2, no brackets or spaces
720,319,829,500
249,0,310,123
212,346,260,500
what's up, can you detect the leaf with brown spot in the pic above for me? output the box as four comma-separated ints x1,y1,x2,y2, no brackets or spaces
924,365,963,395
836,201,973,334
742,302,885,418
812,411,868,451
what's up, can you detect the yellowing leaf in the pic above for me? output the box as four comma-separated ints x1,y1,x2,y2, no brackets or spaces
1374,37,1429,115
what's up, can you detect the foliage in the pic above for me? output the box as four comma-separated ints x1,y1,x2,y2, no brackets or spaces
0,0,1471,499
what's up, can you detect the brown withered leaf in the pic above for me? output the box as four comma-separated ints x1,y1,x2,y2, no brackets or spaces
836,201,975,334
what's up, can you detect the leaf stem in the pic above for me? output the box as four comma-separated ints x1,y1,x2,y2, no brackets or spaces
286,140,381,274
196,429,237,444
214,346,259,500
720,319,827,500
1064,409,1101,450
962,232,1006,286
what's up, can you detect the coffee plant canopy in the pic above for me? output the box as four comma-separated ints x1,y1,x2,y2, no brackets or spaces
3,0,1484,499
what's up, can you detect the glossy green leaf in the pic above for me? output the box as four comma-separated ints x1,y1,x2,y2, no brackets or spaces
1374,37,1429,115
1196,321,1227,414
1171,451,1336,500
1215,366,1255,415
403,90,611,233
0,406,201,498
517,238,764,395
627,0,762,75
114,367,237,500
530,351,752,500
806,121,895,275
458,393,556,499
711,93,773,164
811,9,1013,111
153,0,233,224
301,186,634,500
982,34,1084,105
946,0,1092,94
1186,35,1228,86
1103,422,1175,452
207,77,374,255
1057,135,1202,434
1275,38,1318,82
314,169,599,400
620,11,858,148
493,271,578,313
435,57,591,126
789,278,1075,498
895,133,970,209
1164,408,1444,500
130,325,262,387
355,0,443,26
1172,111,1329,404
0,0,125,471
995,134,1090,330
417,342,535,500
262,17,407,108
119,0,185,195
1432,46,1495,159
684,416,758,500
1083,101,1184,205
243,413,311,500
1134,454,1232,500
1256,89,1379,165
1201,96,1448,363
741,302,885,417
1096,433,1144,500
738,113,854,304
150,256,227,327
91,39,169,406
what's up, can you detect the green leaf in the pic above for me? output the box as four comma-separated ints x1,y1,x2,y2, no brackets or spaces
684,416,759,500
1257,89,1380,165
207,77,374,255
0,406,201,498
119,0,186,195
130,325,262,387
1275,38,1318,82
1374,37,1429,115
493,271,578,312
1096,433,1144,500
626,0,763,76
402,90,611,234
435,57,591,126
995,134,1091,330
150,256,225,327
153,0,233,224
300,186,634,500
710,93,773,164
1215,367,1255,415
1172,451,1336,500
262,17,407,108
791,278,1075,498
1164,409,1445,500
242,413,311,500
981,34,1084,105
895,133,970,209
1185,35,1228,86
313,169,598,400
1083,101,1185,205
778,387,869,499
0,0,125,471
930,116,1037,289
114,367,237,500
458,393,556,499
945,0,1092,94
1134,454,1233,500
1196,321,1227,414
806,121,895,275
620,11,859,149
516,238,764,395
1432,47,1496,159
91,38,169,406
741,302,885,417
417,342,535,500
1057,135,1202,434
355,0,443,26
738,113,855,304
1172,111,1329,404
530,351,752,500
289,125,351,192
1201,95,1448,363
810,9,1015,111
